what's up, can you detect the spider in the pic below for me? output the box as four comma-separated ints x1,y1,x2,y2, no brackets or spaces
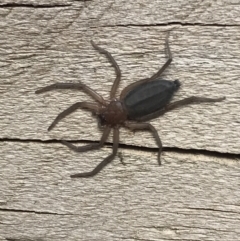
36,34,225,178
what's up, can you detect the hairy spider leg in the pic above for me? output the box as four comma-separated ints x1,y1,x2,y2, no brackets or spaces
47,102,99,131
125,122,162,165
149,32,172,81
35,83,106,105
120,33,172,100
163,96,226,113
71,128,119,178
62,126,111,152
91,40,121,99
135,96,226,122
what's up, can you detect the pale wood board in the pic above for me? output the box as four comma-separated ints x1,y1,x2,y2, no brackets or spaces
0,1,240,241
0,142,240,241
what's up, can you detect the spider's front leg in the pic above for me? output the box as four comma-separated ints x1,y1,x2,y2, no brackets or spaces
35,82,106,105
91,40,122,99
47,102,99,131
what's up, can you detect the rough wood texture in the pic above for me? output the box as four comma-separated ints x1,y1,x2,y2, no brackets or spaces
0,1,240,240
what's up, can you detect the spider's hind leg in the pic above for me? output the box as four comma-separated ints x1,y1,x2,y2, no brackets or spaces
120,32,172,100
164,96,226,113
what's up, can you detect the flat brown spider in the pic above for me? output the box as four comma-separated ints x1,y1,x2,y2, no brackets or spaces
36,34,225,178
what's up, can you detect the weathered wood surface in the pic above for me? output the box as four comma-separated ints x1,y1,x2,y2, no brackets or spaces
0,1,240,240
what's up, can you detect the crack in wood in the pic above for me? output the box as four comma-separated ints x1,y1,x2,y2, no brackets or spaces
0,208,69,216
0,138,239,159
0,3,72,8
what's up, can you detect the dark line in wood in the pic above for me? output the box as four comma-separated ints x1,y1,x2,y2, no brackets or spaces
0,3,72,8
187,207,240,215
0,208,69,216
100,22,240,28
1,138,239,160
5,237,44,241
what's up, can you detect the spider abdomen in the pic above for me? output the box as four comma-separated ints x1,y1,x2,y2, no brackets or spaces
123,79,180,119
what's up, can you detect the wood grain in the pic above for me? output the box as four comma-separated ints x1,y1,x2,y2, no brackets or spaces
0,142,240,241
0,1,239,240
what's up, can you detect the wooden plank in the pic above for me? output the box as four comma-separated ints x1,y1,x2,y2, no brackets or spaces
0,1,240,241
0,20,239,152
0,142,240,241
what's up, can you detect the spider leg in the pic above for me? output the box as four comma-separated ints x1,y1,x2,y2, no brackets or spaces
125,122,162,165
148,32,172,81
71,127,119,178
35,83,106,105
91,40,121,99
48,102,99,131
135,96,226,122
120,33,172,100
164,96,226,113
117,152,126,165
62,126,111,152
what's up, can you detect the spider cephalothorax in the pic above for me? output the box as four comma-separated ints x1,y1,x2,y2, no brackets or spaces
98,100,127,127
